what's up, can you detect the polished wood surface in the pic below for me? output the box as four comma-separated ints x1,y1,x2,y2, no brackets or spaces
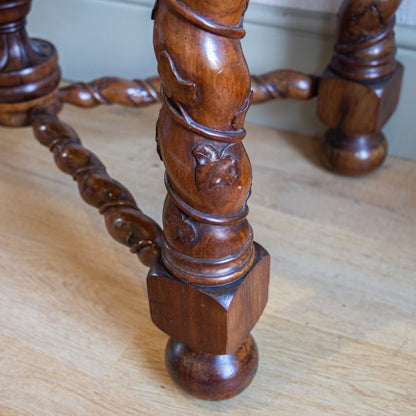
57,76,162,108
0,0,61,126
57,69,318,108
317,0,403,176
0,0,409,403
1,103,415,414
251,70,318,103
153,0,260,284
1,0,318,399
150,0,270,398
2,0,272,398
148,242,269,354
165,334,259,401
28,106,162,267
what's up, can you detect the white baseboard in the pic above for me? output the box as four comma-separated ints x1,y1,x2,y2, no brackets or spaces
27,0,416,160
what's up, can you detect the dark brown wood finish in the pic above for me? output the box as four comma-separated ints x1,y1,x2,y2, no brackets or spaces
56,70,319,108
251,70,319,103
153,0,256,285
149,0,270,399
0,0,271,400
148,242,269,399
0,0,407,403
317,0,403,176
148,243,269,355
0,0,61,126
29,106,163,267
57,76,162,108
165,334,258,401
0,0,163,268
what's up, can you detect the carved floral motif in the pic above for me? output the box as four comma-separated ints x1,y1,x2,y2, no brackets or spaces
165,206,197,247
192,143,239,191
159,51,197,107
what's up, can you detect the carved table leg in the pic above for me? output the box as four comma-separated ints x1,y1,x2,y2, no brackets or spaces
150,0,270,400
317,0,403,176
0,0,61,126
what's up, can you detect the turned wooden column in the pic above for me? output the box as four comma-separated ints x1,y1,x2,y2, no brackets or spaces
149,0,270,400
317,0,403,176
0,0,61,126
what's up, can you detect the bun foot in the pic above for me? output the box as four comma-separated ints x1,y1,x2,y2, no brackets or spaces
321,130,387,176
165,334,258,401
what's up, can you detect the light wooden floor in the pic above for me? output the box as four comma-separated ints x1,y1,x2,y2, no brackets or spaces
1,104,415,415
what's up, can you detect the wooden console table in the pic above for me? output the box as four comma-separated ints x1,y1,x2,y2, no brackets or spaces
1,103,415,414
0,0,412,406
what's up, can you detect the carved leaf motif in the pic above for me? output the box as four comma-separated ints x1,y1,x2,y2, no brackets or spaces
232,90,253,130
166,207,197,247
158,51,197,107
193,144,239,191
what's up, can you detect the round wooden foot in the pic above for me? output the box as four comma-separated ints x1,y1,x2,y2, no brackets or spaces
165,334,258,401
321,130,387,176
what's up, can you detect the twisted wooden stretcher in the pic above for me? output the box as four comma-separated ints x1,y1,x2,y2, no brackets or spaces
0,0,403,400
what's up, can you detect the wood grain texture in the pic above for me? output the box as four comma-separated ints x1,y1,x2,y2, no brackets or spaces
57,76,162,108
165,334,259,401
56,70,318,108
150,0,270,398
153,0,257,286
28,106,163,267
147,242,270,355
1,103,415,414
0,0,61,126
317,0,404,176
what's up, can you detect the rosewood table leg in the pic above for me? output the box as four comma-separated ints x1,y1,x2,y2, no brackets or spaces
150,0,270,400
317,0,403,176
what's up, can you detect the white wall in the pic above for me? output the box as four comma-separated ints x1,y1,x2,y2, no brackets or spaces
27,0,416,160
251,0,416,25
